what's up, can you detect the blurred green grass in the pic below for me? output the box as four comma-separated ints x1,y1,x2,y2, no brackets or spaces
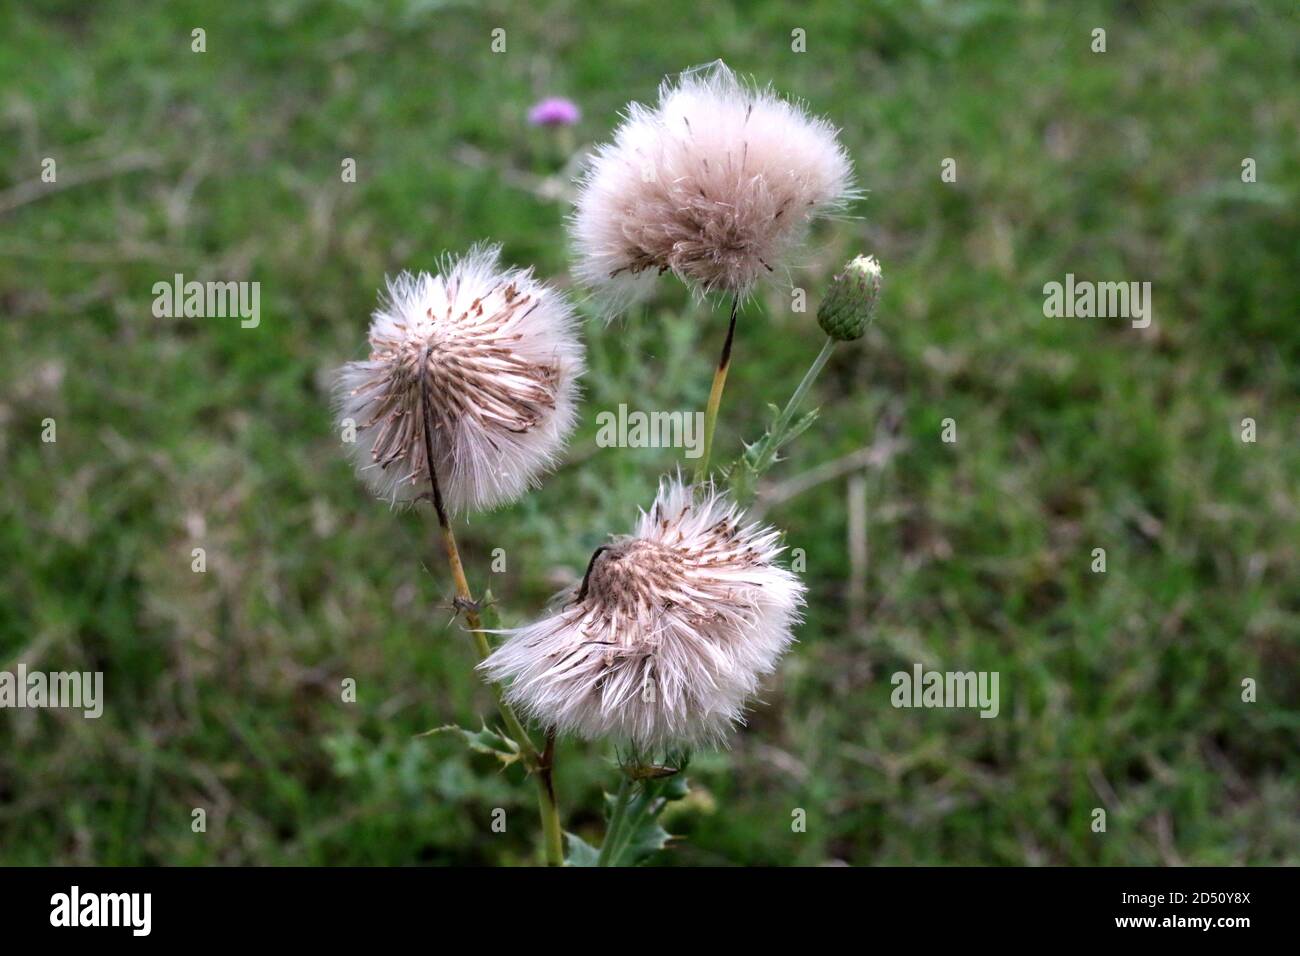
0,0,1296,865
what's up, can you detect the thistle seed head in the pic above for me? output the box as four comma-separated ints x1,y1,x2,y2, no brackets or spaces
481,476,806,751
570,61,858,316
333,244,584,513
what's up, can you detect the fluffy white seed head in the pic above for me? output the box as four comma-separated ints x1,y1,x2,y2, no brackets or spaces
570,60,858,315
481,476,806,752
334,244,584,514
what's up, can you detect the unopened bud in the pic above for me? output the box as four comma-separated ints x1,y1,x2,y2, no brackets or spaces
817,255,882,341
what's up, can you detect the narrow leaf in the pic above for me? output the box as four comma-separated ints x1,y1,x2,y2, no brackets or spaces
422,722,521,768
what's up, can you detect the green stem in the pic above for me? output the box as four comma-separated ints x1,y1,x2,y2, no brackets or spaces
536,730,564,867
693,294,740,485
786,338,837,427
748,337,837,479
596,775,634,867
421,364,563,867
607,782,659,864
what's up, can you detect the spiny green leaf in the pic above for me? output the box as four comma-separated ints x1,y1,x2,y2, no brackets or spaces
619,817,673,864
783,407,820,445
564,831,600,867
421,721,521,768
602,776,691,866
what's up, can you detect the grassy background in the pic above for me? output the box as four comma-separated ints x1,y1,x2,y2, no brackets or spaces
1,0,1296,865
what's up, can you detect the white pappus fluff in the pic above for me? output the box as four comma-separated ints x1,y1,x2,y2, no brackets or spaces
334,244,585,514
481,476,806,751
570,60,858,315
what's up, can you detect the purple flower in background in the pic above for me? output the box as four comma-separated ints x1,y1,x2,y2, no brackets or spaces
528,96,581,127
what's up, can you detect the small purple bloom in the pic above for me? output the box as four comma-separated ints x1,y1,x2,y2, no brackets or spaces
528,96,581,128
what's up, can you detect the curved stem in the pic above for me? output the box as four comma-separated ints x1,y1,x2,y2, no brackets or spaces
693,294,740,485
420,365,564,867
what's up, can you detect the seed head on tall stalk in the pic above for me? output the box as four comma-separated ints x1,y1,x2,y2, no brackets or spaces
569,61,858,481
333,244,585,866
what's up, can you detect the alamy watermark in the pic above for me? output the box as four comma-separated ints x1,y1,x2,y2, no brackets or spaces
0,665,103,718
50,886,151,936
891,664,999,718
1042,273,1151,329
595,403,705,458
152,273,260,328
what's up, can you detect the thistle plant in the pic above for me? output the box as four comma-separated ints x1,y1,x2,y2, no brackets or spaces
333,244,584,866
569,61,858,482
332,63,881,867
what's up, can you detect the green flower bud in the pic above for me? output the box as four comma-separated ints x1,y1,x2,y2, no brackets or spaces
817,255,882,341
